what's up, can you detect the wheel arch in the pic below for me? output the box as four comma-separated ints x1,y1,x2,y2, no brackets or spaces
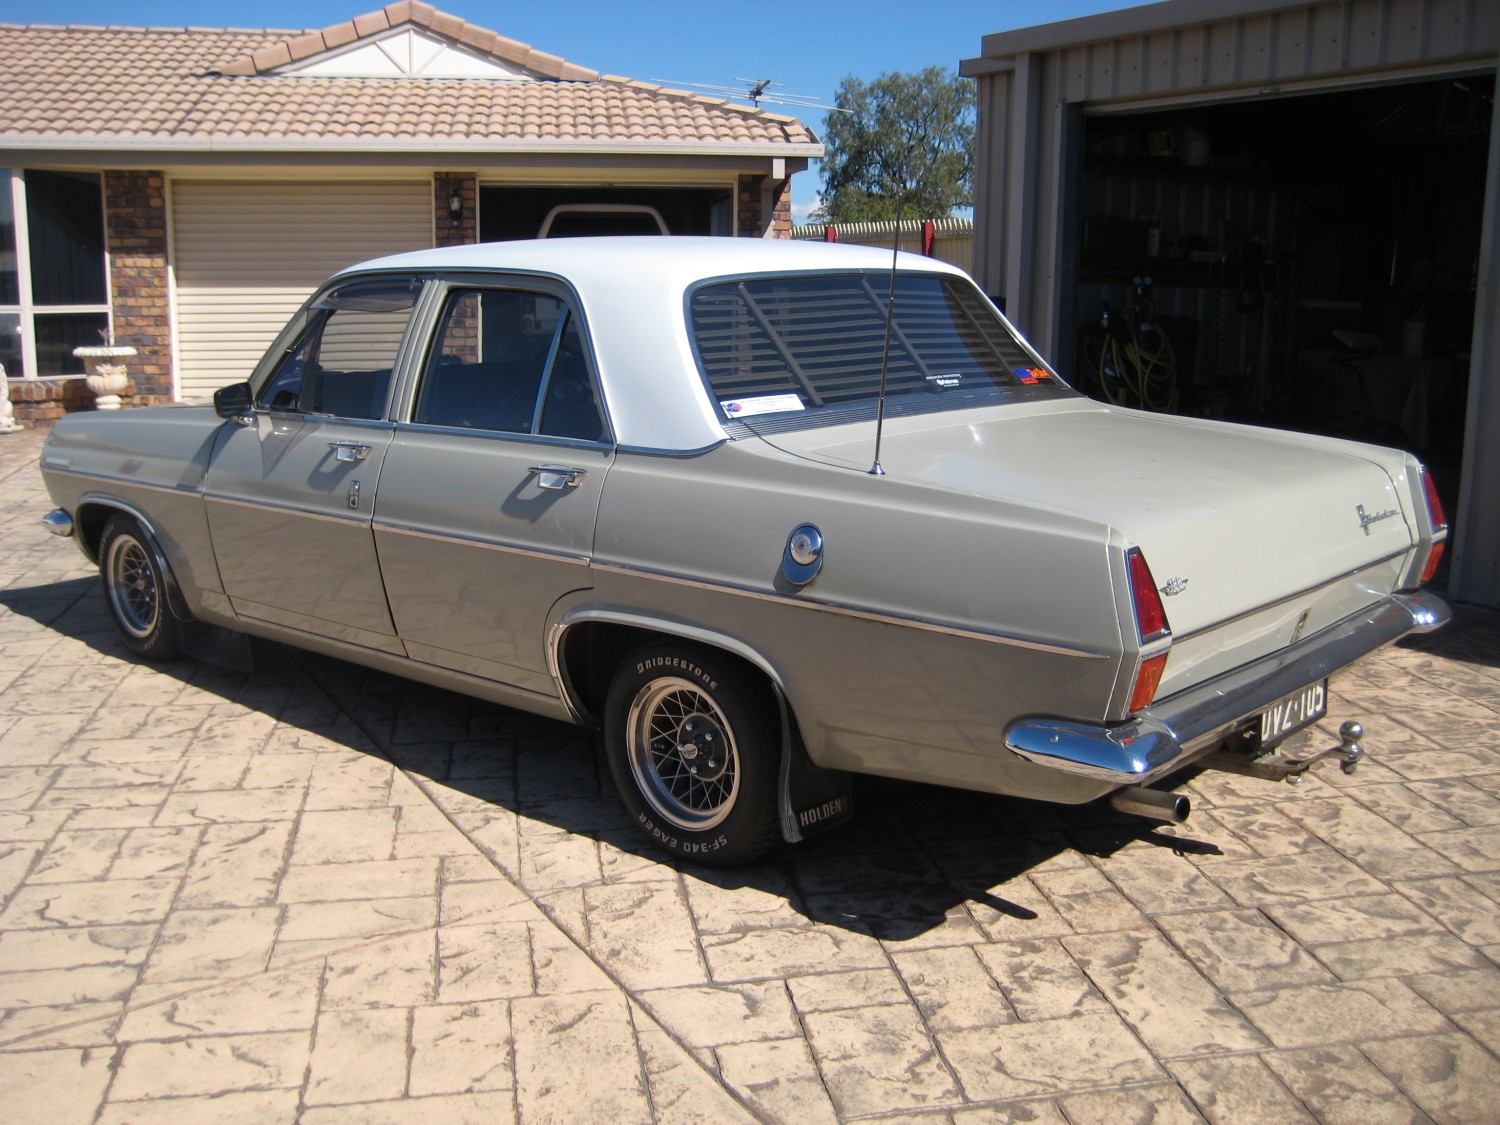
551,609,854,847
550,610,789,728
79,497,194,623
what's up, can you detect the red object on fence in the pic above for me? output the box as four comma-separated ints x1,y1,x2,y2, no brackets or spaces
824,225,837,243
922,220,935,256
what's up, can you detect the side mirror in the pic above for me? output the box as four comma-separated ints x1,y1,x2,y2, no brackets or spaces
213,382,254,424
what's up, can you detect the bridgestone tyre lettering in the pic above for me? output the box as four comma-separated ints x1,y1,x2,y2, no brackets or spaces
604,643,781,867
98,514,180,661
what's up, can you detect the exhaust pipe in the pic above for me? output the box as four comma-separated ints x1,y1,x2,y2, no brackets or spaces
1108,785,1190,824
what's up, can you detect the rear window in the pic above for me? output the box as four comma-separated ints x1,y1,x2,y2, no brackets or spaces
689,272,1063,427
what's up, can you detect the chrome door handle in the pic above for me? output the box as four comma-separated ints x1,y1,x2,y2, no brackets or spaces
329,441,371,463
529,465,588,489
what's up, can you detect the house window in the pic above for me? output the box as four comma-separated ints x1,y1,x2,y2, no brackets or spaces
0,169,110,379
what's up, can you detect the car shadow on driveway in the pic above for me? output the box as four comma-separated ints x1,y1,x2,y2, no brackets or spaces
0,574,1227,944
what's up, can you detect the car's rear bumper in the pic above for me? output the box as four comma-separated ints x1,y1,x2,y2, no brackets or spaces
1003,589,1450,787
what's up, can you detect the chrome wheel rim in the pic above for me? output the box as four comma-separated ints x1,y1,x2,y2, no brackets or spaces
626,676,740,831
105,533,159,640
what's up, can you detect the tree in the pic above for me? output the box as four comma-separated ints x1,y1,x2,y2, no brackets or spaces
815,67,975,223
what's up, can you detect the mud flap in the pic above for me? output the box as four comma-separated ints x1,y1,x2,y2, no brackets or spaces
177,620,256,672
775,686,854,843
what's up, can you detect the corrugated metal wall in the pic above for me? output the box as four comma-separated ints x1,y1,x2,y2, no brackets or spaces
968,0,1499,343
964,0,1500,604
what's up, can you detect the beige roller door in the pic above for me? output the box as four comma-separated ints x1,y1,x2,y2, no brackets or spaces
172,180,432,401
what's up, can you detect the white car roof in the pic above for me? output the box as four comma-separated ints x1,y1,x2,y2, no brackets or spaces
339,237,975,452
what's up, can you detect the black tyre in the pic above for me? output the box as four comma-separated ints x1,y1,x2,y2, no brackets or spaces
98,514,180,661
604,643,781,866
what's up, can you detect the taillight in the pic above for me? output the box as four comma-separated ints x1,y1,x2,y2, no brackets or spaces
1129,654,1169,714
1125,547,1171,714
1126,548,1170,643
1418,468,1447,586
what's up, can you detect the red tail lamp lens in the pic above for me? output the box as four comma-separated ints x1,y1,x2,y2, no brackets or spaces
1125,548,1171,714
1421,469,1447,531
1418,469,1447,586
1126,548,1170,642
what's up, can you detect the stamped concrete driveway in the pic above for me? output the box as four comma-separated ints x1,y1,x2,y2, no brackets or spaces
2,424,1500,1124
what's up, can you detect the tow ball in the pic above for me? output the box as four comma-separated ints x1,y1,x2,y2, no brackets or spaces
1200,721,1366,785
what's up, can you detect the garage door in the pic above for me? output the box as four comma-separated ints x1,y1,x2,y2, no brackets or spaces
172,180,432,401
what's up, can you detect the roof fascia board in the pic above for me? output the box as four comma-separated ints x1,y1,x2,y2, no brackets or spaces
973,0,1320,60
0,143,818,174
0,136,821,160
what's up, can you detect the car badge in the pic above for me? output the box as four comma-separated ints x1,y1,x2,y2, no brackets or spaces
1159,576,1189,597
1355,504,1399,536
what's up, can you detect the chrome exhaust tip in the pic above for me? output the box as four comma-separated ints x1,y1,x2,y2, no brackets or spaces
1108,784,1190,824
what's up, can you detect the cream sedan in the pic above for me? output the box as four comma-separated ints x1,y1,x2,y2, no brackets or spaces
41,238,1449,864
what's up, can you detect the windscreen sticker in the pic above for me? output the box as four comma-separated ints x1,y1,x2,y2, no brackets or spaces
722,394,806,417
926,373,963,388
1013,366,1053,384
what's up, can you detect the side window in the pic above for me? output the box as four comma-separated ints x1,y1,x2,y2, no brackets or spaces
257,277,419,420
415,288,604,442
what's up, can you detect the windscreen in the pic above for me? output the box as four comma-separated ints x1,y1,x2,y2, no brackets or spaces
689,272,1061,425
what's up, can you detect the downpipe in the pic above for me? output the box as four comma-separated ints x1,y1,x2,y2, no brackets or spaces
1108,784,1190,824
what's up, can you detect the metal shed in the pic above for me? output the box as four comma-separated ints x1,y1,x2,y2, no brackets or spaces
963,0,1500,606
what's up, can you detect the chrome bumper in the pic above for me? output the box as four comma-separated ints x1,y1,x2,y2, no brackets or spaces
1004,589,1451,785
42,508,74,537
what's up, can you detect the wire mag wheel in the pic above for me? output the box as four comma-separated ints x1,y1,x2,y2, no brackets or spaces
625,676,742,832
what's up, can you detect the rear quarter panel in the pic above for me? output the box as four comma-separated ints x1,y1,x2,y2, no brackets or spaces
591,440,1127,802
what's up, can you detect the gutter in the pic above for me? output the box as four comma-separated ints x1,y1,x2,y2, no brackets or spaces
0,134,824,159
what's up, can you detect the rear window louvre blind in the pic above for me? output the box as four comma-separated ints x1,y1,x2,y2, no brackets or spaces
690,273,1040,413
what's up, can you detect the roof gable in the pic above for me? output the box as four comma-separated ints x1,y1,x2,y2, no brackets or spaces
216,2,598,81
283,26,539,80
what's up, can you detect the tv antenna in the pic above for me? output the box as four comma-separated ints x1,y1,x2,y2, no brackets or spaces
651,76,850,113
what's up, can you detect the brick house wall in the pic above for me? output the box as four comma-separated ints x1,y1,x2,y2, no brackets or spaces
435,172,476,248
737,175,793,238
105,171,172,405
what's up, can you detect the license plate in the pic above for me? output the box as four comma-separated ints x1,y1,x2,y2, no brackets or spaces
1260,680,1328,747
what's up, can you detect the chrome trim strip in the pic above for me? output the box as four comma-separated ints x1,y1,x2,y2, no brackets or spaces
614,440,728,458
395,420,615,452
1005,590,1452,783
591,559,1106,659
204,493,371,529
42,466,203,497
374,521,590,566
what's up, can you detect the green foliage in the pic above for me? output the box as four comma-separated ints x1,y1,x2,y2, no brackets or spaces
815,67,975,223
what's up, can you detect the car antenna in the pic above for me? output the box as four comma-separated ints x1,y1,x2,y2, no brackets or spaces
868,192,905,477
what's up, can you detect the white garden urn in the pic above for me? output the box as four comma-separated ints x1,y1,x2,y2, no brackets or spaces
0,363,19,433
75,345,136,410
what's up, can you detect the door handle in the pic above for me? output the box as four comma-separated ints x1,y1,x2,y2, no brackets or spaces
329,441,371,463
529,465,588,490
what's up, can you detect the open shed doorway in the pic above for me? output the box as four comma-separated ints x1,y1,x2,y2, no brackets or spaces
1069,73,1493,518
480,185,735,240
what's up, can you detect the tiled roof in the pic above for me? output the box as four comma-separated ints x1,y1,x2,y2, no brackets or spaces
0,2,819,151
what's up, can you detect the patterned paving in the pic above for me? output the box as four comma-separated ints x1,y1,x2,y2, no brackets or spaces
2,425,1499,1123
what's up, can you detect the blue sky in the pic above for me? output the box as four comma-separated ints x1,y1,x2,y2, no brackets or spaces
1,0,1130,218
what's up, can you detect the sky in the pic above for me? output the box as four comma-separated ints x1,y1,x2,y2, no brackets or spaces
0,0,1131,218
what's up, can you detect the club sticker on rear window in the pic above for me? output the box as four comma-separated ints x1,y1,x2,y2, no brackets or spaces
1013,367,1053,384
722,395,806,417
